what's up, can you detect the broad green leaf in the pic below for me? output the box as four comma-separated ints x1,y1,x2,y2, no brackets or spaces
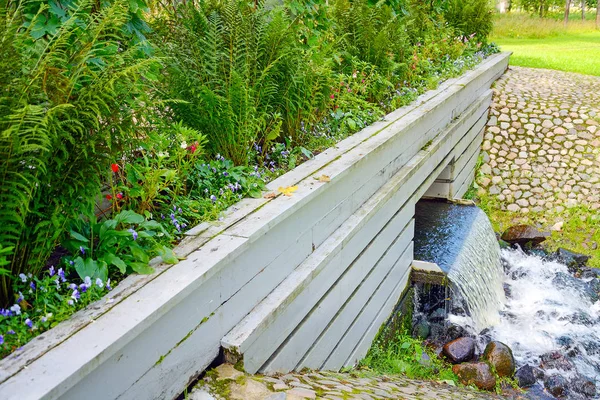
158,246,179,264
128,262,154,274
69,230,89,243
103,254,127,274
130,245,150,263
114,210,145,225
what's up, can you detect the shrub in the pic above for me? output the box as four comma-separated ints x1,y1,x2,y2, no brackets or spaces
442,0,494,43
154,0,330,164
0,0,158,305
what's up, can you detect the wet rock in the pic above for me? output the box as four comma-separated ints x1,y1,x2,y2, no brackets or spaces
579,267,600,279
412,319,430,339
539,351,574,371
501,225,549,247
525,383,556,400
556,335,574,348
582,340,600,356
482,341,515,377
503,283,512,298
515,365,537,388
559,311,594,327
510,267,529,280
445,324,468,342
555,248,590,273
429,307,446,322
544,374,569,398
572,375,597,397
552,272,599,302
452,362,496,391
442,337,475,363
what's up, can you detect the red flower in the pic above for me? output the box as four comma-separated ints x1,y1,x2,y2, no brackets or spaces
116,193,123,200
106,194,112,200
111,164,119,173
189,142,198,154
330,94,335,99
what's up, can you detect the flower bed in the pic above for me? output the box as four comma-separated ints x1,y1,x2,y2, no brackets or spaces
0,0,496,360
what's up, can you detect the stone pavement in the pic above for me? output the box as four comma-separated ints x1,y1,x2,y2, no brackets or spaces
190,364,501,400
479,66,600,214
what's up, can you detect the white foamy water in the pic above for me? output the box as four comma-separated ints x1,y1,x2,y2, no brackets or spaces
445,210,505,331
489,248,600,383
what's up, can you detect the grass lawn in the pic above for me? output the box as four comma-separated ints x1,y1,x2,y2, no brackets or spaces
494,32,600,76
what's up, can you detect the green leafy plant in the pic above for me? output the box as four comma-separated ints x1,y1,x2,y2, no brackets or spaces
442,0,494,43
63,210,178,281
0,0,159,305
0,266,110,358
361,330,457,382
154,0,329,164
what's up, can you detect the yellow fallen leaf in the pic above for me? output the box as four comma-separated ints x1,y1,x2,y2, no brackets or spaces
263,192,277,199
319,174,331,182
278,185,298,197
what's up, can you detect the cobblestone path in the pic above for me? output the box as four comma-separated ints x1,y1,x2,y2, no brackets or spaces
479,66,600,214
190,364,501,399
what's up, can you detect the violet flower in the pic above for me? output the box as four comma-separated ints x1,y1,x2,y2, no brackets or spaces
25,319,32,328
49,266,55,277
128,228,138,241
96,278,103,288
58,268,66,282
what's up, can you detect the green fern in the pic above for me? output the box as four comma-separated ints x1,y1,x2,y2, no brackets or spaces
0,0,158,305
154,0,330,163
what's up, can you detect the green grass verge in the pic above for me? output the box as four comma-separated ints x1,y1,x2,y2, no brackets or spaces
490,12,600,76
494,33,600,76
475,190,600,268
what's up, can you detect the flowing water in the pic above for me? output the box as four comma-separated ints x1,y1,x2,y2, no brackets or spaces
414,200,505,332
415,200,600,395
483,248,600,387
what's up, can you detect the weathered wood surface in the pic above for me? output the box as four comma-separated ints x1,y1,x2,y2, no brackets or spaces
0,52,510,400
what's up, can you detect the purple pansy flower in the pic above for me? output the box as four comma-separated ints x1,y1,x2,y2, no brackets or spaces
58,268,66,282
128,229,138,241
96,278,103,287
7,330,15,335
79,246,85,255
25,319,32,328
29,282,36,291
49,266,55,277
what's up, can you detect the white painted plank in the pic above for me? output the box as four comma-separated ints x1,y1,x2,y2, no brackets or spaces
423,181,450,199
322,242,414,370
451,147,481,199
343,244,415,368
296,220,414,371
258,216,414,374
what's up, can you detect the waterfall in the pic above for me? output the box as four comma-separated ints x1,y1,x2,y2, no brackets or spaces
414,200,505,332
